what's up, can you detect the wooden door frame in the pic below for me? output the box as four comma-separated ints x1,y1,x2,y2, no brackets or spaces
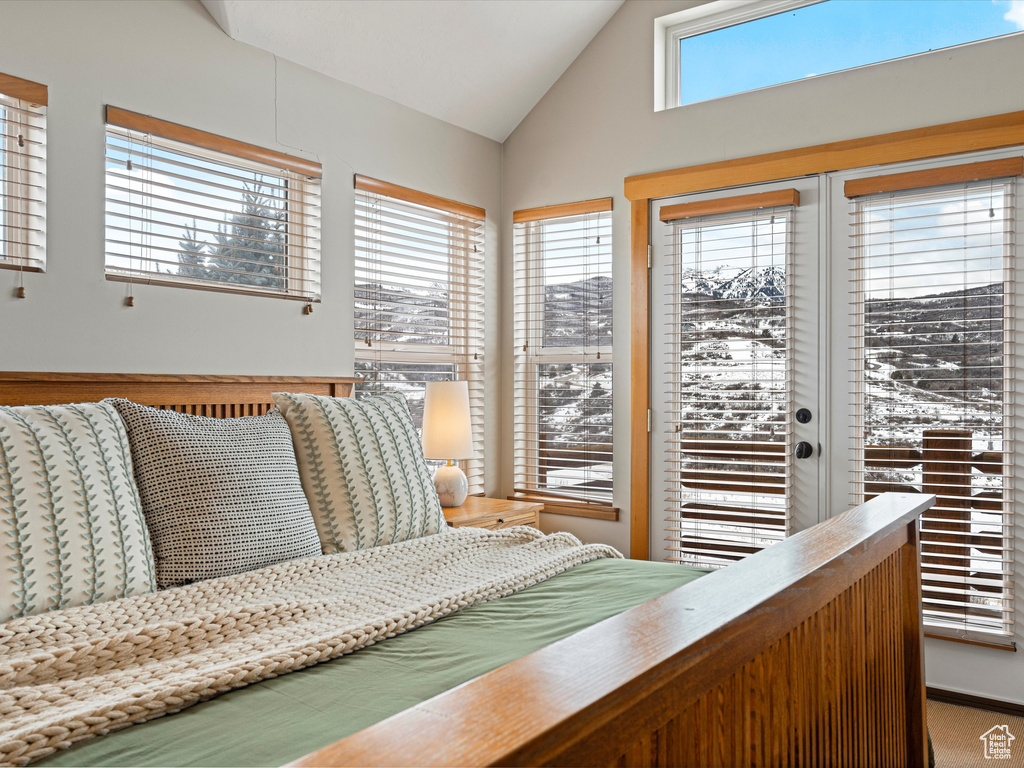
625,109,1024,560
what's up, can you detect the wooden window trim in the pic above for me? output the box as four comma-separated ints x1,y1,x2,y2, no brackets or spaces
844,156,1024,198
510,495,619,521
625,109,1024,203
625,108,1024,561
512,197,612,224
105,106,321,178
659,188,799,222
0,72,47,106
354,174,485,221
630,200,650,558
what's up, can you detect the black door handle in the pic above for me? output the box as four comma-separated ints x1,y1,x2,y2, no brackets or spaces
794,441,814,460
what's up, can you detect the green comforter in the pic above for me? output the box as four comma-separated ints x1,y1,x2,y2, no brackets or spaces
40,557,705,767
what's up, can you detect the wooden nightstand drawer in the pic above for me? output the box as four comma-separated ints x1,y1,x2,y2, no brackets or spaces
481,511,538,530
443,497,542,530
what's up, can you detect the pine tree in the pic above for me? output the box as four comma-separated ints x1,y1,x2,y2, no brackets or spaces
206,178,287,290
177,218,207,280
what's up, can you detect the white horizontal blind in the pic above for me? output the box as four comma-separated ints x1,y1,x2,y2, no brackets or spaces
0,88,45,272
354,185,485,494
104,125,321,301
662,205,794,568
513,208,613,504
850,176,1017,643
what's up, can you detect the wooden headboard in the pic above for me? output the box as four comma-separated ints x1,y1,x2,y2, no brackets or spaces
0,372,360,414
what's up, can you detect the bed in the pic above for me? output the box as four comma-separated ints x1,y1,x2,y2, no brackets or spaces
0,372,934,768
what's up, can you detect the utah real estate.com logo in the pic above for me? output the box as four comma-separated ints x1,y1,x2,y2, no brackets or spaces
980,725,1015,760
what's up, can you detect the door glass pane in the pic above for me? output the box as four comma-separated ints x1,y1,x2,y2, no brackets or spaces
852,179,1015,638
665,208,793,568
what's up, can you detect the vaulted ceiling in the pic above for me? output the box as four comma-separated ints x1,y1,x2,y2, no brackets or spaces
200,0,624,142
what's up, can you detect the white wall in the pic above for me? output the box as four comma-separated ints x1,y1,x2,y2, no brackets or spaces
0,0,503,494
502,0,1024,700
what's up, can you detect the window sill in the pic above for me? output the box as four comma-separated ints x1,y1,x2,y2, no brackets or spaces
509,495,618,521
924,630,1016,652
105,273,319,303
0,262,43,274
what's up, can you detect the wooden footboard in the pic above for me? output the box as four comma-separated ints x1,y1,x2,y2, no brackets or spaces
291,493,933,768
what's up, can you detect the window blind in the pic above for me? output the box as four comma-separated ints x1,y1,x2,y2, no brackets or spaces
661,192,796,568
512,199,613,508
848,167,1020,644
0,73,46,274
353,175,485,494
104,107,322,301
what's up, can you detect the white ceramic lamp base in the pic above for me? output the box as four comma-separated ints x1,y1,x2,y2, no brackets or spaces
434,463,468,507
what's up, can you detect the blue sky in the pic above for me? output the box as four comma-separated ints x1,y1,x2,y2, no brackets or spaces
680,0,1024,105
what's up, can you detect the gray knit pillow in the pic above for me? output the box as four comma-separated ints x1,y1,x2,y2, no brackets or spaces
107,399,321,587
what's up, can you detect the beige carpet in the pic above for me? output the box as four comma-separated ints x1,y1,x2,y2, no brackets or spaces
929,699,1024,767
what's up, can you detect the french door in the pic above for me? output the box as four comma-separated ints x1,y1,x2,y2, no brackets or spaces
648,150,1019,645
650,178,823,566
827,152,1020,643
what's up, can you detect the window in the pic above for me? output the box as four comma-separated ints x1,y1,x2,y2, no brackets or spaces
659,191,797,568
512,200,613,512
847,159,1021,644
656,0,1022,111
353,175,486,494
104,107,322,301
0,72,46,273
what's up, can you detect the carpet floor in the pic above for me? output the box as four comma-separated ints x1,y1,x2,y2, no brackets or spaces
928,699,1024,767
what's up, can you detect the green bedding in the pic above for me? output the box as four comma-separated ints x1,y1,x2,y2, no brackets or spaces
40,557,706,768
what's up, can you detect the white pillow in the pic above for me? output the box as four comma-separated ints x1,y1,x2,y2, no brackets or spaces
0,402,157,622
272,392,446,553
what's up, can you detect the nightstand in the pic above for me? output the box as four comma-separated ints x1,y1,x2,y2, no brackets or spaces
443,497,542,530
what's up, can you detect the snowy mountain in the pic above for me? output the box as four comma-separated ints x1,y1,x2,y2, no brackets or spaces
864,282,1002,397
716,266,787,300
680,265,786,301
542,275,613,347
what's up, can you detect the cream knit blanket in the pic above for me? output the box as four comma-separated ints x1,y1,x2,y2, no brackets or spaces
0,527,620,766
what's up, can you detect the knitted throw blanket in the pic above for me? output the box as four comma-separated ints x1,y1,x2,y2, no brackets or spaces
0,527,620,766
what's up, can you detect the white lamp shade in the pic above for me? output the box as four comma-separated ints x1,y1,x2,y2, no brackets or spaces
422,380,473,460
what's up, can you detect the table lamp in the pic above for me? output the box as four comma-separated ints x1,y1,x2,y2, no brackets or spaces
422,380,473,507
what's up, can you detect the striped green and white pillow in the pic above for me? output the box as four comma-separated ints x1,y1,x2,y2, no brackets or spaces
0,402,157,623
272,392,446,553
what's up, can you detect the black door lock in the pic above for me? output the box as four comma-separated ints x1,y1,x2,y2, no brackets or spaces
796,408,812,424
794,441,814,459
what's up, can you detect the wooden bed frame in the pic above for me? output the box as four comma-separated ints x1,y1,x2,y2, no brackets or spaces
0,372,934,768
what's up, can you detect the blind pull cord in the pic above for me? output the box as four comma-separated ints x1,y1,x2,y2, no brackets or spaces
15,121,26,297
124,130,136,307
